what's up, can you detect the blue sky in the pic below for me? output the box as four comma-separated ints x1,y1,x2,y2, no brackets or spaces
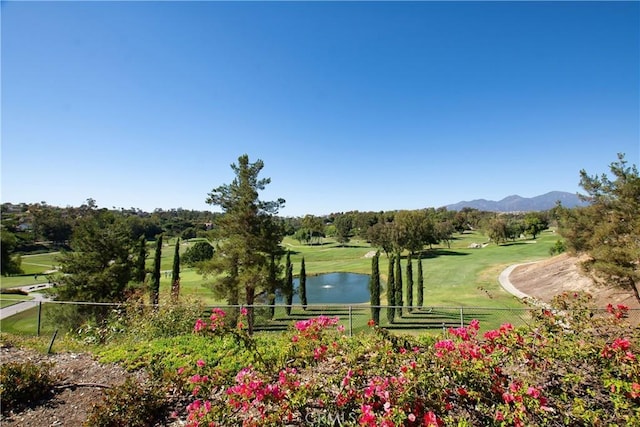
2,1,638,217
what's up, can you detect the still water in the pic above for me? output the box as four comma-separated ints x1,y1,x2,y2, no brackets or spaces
281,272,371,304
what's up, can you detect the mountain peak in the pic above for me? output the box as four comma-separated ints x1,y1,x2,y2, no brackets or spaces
445,191,587,212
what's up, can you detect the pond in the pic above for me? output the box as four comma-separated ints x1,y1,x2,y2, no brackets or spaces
279,272,372,305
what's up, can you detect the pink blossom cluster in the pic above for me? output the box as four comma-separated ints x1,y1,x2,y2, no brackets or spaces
601,337,635,361
293,315,341,340
607,303,629,319
194,308,227,332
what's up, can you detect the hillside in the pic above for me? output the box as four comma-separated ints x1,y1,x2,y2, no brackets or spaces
508,253,639,310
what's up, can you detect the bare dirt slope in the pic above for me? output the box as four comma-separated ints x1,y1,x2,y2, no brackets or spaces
509,253,639,309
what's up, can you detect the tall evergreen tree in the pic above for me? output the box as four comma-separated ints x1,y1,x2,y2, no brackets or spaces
283,251,294,315
406,253,413,312
386,254,395,324
203,154,286,334
300,257,308,310
151,234,162,306
395,254,403,318
369,251,381,325
171,238,180,301
267,253,277,319
134,235,147,283
417,254,424,308
56,209,135,327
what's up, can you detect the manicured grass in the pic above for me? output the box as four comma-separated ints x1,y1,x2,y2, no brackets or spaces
0,294,33,308
0,305,58,336
1,252,60,289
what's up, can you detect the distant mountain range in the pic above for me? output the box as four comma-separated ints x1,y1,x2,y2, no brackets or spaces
445,191,588,212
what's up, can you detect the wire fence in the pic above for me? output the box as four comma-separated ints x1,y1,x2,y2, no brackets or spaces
2,300,639,338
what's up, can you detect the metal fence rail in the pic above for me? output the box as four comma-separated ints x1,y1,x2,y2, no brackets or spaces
2,300,638,338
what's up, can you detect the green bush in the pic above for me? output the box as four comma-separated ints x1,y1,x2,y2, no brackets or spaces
0,361,56,414
83,377,167,427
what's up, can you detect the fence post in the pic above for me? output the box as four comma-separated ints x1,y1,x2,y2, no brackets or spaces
460,307,464,327
349,306,353,337
37,301,42,337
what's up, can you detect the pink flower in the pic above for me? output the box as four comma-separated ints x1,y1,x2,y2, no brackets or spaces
502,392,515,403
423,411,440,426
196,359,206,367
291,335,299,343
240,307,248,316
194,318,206,332
526,386,541,399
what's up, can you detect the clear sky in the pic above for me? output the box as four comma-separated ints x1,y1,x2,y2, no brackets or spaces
2,1,638,217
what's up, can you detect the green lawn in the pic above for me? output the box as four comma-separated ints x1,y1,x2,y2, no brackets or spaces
0,294,33,308
1,252,60,289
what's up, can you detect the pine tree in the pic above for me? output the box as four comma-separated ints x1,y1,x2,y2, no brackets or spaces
406,253,413,312
134,235,147,283
369,251,380,325
300,257,308,310
386,254,395,324
283,251,294,316
417,254,424,308
171,238,180,301
203,154,286,334
395,254,403,318
151,234,162,306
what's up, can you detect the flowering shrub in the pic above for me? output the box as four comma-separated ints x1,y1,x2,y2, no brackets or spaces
178,294,639,426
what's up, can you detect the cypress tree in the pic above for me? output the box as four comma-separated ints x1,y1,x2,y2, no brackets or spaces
151,234,162,306
300,257,308,310
135,235,147,283
386,254,395,324
268,253,277,319
171,238,180,301
284,251,294,316
406,253,413,312
395,254,403,318
417,254,424,308
369,251,380,325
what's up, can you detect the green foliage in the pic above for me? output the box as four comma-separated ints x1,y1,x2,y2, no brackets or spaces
524,212,549,239
406,253,413,311
181,241,214,266
549,239,567,255
171,239,180,300
300,257,307,309
203,154,285,334
84,377,167,427
386,254,395,324
151,235,162,306
333,214,353,246
0,361,56,414
369,251,380,324
394,254,403,317
283,251,294,315
416,254,424,307
1,231,23,276
134,235,147,283
54,209,136,327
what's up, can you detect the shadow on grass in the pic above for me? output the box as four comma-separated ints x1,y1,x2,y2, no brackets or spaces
420,249,470,259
